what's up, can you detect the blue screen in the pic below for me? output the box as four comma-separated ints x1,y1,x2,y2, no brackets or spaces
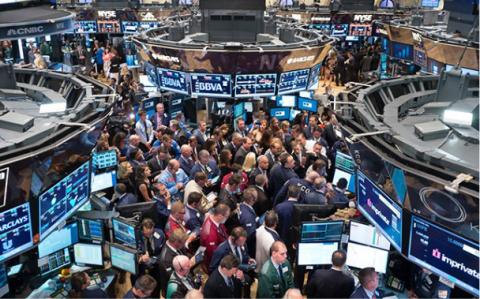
277,95,296,107
234,73,277,97
110,245,137,275
270,108,291,120
390,167,407,204
92,150,117,170
357,170,402,251
139,22,159,30
278,69,310,95
74,21,97,33
421,0,439,7
301,221,343,242
121,21,139,34
233,102,245,118
145,63,158,86
39,161,90,240
297,97,318,112
112,219,137,248
78,219,103,241
0,264,8,297
0,203,33,262
335,152,355,173
157,68,189,95
308,64,321,90
190,73,232,98
409,216,479,296
392,42,413,60
331,24,349,36
309,24,331,31
38,222,79,258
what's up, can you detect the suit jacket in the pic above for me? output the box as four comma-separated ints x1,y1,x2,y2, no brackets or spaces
158,242,188,295
350,287,373,299
274,200,296,246
269,164,298,199
179,155,195,177
200,217,228,268
203,268,242,299
208,239,250,273
224,142,239,159
147,155,167,177
306,268,355,298
333,189,349,204
248,167,268,185
150,112,170,130
192,128,208,145
239,203,257,238
252,186,270,217
189,160,220,180
257,259,294,299
234,146,249,165
139,228,165,257
185,205,204,235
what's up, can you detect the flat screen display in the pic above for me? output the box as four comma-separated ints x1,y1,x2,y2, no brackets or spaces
349,24,373,36
38,222,79,258
190,73,232,98
335,152,355,173
97,21,121,33
270,108,291,120
78,218,103,241
112,218,137,249
349,221,391,250
121,21,139,34
421,0,440,7
331,24,349,36
278,69,310,95
414,48,427,67
0,264,7,297
300,221,343,242
73,243,103,266
92,150,117,170
139,22,159,30
297,242,339,266
157,68,189,95
392,42,413,60
0,203,33,262
233,102,245,118
234,73,277,97
37,248,70,276
346,242,389,273
91,170,116,193
74,21,97,33
39,161,90,240
276,95,296,107
144,63,158,86
309,24,331,31
297,97,318,112
110,244,137,275
333,168,356,193
357,170,402,251
308,64,321,90
409,216,479,296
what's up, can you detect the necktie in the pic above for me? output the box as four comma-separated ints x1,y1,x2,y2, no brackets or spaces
236,247,242,264
277,265,285,286
227,278,234,290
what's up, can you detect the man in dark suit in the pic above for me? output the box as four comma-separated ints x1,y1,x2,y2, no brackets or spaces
252,174,271,217
224,132,243,160
147,145,169,177
269,153,298,199
179,144,195,177
124,274,157,298
184,192,204,236
189,150,220,181
204,255,244,298
239,187,258,258
333,178,349,204
234,137,253,165
274,185,300,249
150,102,170,131
306,250,355,298
264,141,283,170
350,267,379,299
192,120,208,146
235,118,248,137
248,155,269,185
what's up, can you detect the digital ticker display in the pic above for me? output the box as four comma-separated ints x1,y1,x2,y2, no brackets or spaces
190,73,232,98
278,69,310,95
409,216,479,296
39,161,90,240
331,24,349,36
121,21,139,34
234,73,277,97
0,203,33,262
157,68,189,95
357,170,402,251
74,21,97,33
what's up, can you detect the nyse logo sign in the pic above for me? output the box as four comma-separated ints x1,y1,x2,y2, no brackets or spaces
7,26,44,37
98,10,116,19
354,14,373,22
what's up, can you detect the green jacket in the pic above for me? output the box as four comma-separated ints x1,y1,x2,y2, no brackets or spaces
257,258,294,298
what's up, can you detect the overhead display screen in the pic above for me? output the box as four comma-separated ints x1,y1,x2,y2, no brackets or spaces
278,69,310,95
139,22,159,30
357,170,402,251
39,161,90,240
0,202,33,262
121,21,139,34
308,64,321,90
297,97,318,112
421,0,440,7
234,73,277,97
349,24,373,36
331,24,349,36
409,216,479,296
74,21,97,33
157,68,189,95
97,21,121,33
190,73,232,98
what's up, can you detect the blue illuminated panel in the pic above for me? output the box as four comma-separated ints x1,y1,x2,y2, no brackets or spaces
278,69,310,95
357,170,402,251
38,222,79,258
112,219,137,249
190,73,232,98
157,68,189,95
39,161,90,240
409,216,479,296
297,97,318,112
121,21,139,34
270,108,291,120
0,203,33,262
331,24,349,36
421,0,440,7
234,73,277,97
74,21,97,33
308,64,321,90
92,150,117,170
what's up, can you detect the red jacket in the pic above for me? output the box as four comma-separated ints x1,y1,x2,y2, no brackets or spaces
200,216,228,267
164,216,186,239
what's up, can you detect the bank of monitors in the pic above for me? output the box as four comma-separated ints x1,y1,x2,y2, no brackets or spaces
38,222,79,258
190,73,232,98
0,264,8,297
349,24,373,36
297,97,318,112
73,243,103,266
112,218,138,249
110,244,138,275
235,73,277,97
357,170,402,251
92,150,117,170
408,216,479,296
297,242,339,266
300,221,343,243
97,20,121,33
78,218,104,242
91,170,116,193
346,242,389,273
38,248,71,276
0,202,34,262
278,69,310,95
38,161,90,240
349,221,390,250
270,108,291,121
157,68,189,95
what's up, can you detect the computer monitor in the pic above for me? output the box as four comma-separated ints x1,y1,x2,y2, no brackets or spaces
300,221,344,242
38,222,79,258
90,170,116,193
78,218,104,242
7,264,22,277
39,161,90,240
349,221,391,250
92,150,117,170
276,95,296,107
270,108,291,121
73,243,103,266
116,201,156,218
112,218,138,249
38,248,71,276
293,204,336,227
335,151,355,173
109,244,138,275
346,242,389,274
0,264,8,297
0,202,34,262
333,168,356,193
297,97,318,112
297,242,339,266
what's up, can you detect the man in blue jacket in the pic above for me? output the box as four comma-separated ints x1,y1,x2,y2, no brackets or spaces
274,185,301,248
239,187,258,258
350,267,379,299
273,171,319,206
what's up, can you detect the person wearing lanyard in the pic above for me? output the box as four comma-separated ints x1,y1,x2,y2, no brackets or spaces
257,241,294,298
166,255,201,299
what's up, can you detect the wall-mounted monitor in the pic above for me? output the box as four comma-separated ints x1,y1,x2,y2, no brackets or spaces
97,20,121,33
357,170,403,251
349,220,391,250
392,42,413,60
346,242,389,273
139,22,159,30
421,0,440,7
349,24,373,36
110,244,138,275
379,0,395,8
0,202,33,262
157,68,189,95
0,264,8,297
308,64,321,90
38,161,90,240
73,243,103,267
300,221,343,242
144,63,158,87
309,24,331,31
38,222,79,258
270,107,291,120
278,69,310,95
297,242,339,266
234,73,277,97
297,97,318,112
331,24,349,36
335,152,355,173
121,21,139,34
233,102,245,118
190,73,232,98
409,216,479,296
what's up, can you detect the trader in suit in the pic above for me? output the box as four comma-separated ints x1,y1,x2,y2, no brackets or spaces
255,211,280,272
257,241,294,298
269,153,298,199
239,187,258,258
350,267,379,299
200,203,231,268
184,192,205,236
234,137,253,165
248,155,270,185
192,121,208,146
150,102,170,131
179,144,195,177
146,145,169,177
332,177,349,204
252,174,270,217
274,184,300,248
189,150,220,181
306,250,355,298
224,132,243,160
235,118,248,137
203,255,244,298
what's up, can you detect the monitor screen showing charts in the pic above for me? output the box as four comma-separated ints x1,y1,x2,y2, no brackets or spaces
297,242,339,266
278,69,310,95
349,221,390,250
346,242,389,273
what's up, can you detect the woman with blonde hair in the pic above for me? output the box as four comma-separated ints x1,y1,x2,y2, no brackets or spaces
242,152,257,175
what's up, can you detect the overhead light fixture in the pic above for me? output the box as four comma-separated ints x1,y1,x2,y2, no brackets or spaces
442,110,473,127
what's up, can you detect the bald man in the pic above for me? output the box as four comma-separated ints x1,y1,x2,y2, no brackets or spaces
257,241,294,298
157,159,189,201
166,255,200,299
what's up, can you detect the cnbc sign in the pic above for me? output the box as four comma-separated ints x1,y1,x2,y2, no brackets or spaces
0,18,73,40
